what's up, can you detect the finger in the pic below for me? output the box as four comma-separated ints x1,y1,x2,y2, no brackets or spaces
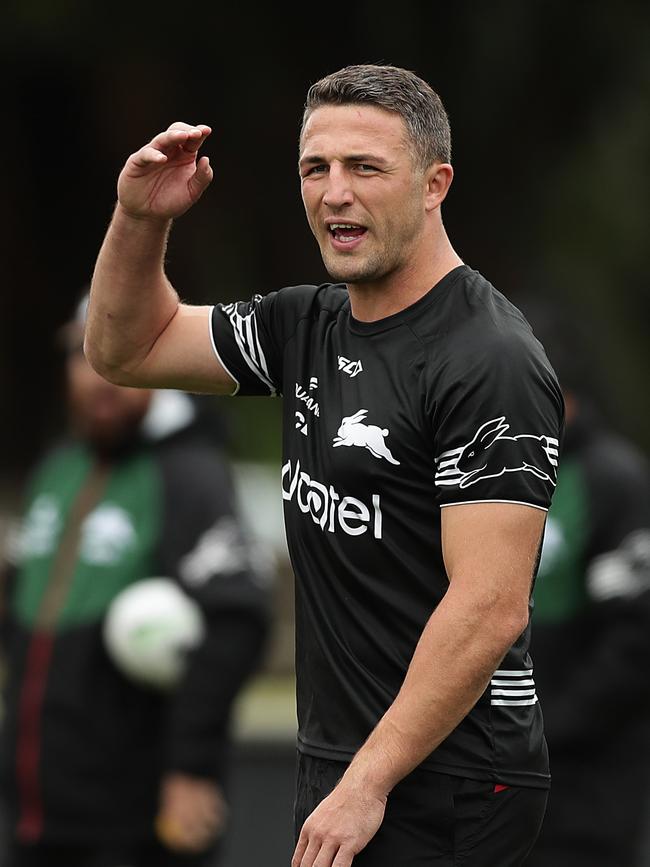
331,849,355,867
149,127,201,155
312,842,342,867
181,125,212,155
130,145,168,168
167,121,210,133
165,122,212,154
297,837,323,867
291,830,309,867
188,156,213,201
167,120,196,131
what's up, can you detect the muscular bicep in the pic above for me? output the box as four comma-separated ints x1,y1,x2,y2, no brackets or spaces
95,304,237,395
441,502,546,612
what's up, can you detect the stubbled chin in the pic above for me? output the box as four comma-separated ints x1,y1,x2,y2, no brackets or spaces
320,248,384,285
326,268,375,286
322,259,361,285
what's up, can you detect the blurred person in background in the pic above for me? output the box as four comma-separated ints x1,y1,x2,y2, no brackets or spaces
0,296,271,867
524,323,650,867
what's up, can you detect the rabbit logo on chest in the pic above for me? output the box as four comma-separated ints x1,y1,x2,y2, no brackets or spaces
333,409,400,465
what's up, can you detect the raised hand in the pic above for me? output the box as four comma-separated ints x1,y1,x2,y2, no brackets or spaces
117,122,213,221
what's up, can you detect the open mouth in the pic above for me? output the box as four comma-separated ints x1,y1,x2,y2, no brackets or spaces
328,223,368,245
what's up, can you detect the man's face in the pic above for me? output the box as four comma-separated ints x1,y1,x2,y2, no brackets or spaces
299,104,427,286
66,347,152,453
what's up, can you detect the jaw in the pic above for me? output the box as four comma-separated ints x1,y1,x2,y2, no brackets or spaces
320,244,384,285
310,197,428,290
315,220,395,285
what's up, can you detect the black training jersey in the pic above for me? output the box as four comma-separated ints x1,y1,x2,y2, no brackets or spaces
210,265,563,787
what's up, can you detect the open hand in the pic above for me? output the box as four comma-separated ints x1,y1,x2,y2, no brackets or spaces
117,122,213,221
292,778,387,867
155,772,227,853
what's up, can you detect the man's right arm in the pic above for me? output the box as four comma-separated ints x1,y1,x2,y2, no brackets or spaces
85,122,235,396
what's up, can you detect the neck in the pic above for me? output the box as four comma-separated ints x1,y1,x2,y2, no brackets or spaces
347,225,463,323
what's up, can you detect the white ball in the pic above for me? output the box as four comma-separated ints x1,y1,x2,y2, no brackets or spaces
103,577,205,690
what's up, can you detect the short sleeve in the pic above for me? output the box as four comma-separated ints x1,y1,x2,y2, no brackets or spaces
431,329,564,511
210,293,283,396
210,284,321,397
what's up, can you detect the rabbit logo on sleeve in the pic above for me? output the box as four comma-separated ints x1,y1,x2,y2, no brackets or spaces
333,410,400,465
434,416,559,490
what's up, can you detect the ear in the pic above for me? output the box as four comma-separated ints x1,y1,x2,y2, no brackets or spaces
478,416,509,448
424,162,454,213
352,409,368,422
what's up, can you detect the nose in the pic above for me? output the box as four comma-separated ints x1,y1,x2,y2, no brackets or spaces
323,164,354,209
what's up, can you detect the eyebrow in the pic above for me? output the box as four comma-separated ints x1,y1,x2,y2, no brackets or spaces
299,153,390,168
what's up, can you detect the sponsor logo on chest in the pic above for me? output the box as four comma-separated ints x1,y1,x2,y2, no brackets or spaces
282,459,383,540
295,382,320,417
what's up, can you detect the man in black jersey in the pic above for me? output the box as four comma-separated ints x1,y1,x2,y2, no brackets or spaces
84,65,563,866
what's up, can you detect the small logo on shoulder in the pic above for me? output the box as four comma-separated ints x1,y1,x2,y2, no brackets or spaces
338,356,363,378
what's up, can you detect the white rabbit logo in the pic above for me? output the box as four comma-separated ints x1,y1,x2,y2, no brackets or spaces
435,416,559,490
333,409,400,465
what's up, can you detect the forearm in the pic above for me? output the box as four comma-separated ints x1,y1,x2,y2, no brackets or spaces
342,584,526,796
85,204,178,379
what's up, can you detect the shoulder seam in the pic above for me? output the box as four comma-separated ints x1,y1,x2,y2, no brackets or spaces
282,285,346,349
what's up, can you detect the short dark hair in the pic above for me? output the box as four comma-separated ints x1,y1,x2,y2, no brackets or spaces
302,64,451,170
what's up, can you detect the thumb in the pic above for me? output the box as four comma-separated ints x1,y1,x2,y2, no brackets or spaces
188,156,213,202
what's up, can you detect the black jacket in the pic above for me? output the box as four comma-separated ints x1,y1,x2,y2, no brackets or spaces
0,393,271,845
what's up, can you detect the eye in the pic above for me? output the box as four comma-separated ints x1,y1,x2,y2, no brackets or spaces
356,163,377,173
468,450,475,457
304,164,328,177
